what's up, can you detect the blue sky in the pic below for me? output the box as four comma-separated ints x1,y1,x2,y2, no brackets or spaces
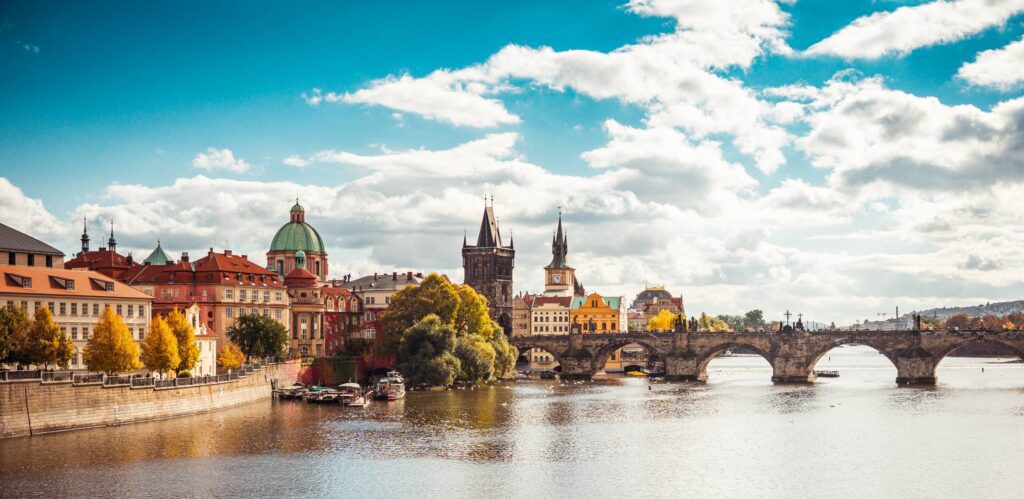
2,0,1024,324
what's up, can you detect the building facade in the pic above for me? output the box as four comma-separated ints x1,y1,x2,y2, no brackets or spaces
0,265,152,370
323,286,362,355
183,303,217,377
267,201,329,282
284,252,326,358
462,201,515,332
337,271,424,368
510,293,532,338
0,222,65,269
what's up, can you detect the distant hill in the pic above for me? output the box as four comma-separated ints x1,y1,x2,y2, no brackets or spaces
910,300,1024,320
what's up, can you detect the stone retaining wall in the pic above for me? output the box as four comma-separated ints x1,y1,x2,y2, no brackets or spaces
0,361,299,439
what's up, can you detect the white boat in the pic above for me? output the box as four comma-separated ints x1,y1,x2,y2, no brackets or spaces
373,371,406,401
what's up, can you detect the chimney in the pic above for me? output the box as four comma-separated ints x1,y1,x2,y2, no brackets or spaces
392,271,397,281
181,252,189,263
126,254,133,265
224,249,232,256
241,254,247,260
415,272,423,278
373,272,377,280
407,271,412,280
208,247,214,257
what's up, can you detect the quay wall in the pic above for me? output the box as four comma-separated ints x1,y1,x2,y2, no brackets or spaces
0,362,300,439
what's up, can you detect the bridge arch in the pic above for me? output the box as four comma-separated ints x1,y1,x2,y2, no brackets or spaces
695,342,774,380
805,337,901,372
513,342,567,371
933,336,1024,364
591,338,666,373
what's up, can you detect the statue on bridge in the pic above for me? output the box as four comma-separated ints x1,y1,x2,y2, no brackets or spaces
689,316,698,332
674,313,685,333
588,317,596,333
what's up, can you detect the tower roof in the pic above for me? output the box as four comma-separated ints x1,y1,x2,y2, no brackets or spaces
476,206,502,247
271,201,325,253
143,239,173,265
546,211,569,269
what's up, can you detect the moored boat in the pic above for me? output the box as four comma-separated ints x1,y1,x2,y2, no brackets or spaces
276,383,307,400
815,370,840,378
373,371,406,401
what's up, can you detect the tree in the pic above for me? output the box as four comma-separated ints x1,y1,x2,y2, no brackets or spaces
398,314,461,386
166,308,199,374
943,313,972,331
646,309,677,331
381,273,460,354
455,335,496,383
454,284,494,339
487,323,518,380
698,313,730,332
140,316,180,377
28,306,73,369
217,344,245,370
0,305,32,366
84,306,141,375
744,309,766,330
716,314,744,332
226,314,289,361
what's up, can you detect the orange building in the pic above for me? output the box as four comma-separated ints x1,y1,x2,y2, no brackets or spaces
570,293,625,333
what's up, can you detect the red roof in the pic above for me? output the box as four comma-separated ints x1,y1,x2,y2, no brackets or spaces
65,249,141,278
122,250,284,288
322,287,353,297
532,296,572,307
284,267,318,288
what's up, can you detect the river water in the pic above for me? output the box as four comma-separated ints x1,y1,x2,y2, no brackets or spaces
2,346,1023,498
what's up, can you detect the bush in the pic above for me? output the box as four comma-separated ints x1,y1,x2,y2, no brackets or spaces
177,370,192,378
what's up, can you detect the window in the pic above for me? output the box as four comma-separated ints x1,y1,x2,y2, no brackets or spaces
27,254,34,266
275,292,282,302
252,308,257,316
128,327,134,340
81,303,88,315
263,309,269,317
59,302,66,315
138,328,144,340
71,303,77,316
45,255,53,267
116,304,123,316
227,307,234,318
385,296,390,305
82,326,89,339
138,305,144,317
225,289,234,299
7,253,13,265
21,277,31,288
128,304,134,316
105,282,114,291
263,291,270,302
66,280,75,290
275,309,282,320
93,303,99,315
239,290,247,301
48,302,54,312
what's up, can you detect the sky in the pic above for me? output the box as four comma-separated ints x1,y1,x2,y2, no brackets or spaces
2,0,1024,325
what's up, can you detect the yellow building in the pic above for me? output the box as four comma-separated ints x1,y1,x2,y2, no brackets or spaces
570,293,625,333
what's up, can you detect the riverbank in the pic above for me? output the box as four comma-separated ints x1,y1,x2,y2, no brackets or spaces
0,361,299,438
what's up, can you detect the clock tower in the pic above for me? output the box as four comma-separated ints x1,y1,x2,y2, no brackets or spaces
544,211,579,297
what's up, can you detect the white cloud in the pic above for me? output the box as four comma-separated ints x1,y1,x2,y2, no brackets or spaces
191,147,252,173
957,35,1024,89
804,0,1024,59
282,154,310,168
0,177,64,239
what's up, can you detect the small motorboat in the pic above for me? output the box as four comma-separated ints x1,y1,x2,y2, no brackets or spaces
539,371,557,380
815,370,840,378
276,383,307,400
625,371,648,377
345,392,371,407
310,388,342,403
302,385,324,402
338,382,362,404
373,371,406,401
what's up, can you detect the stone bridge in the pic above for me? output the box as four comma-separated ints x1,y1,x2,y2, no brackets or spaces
510,330,1024,385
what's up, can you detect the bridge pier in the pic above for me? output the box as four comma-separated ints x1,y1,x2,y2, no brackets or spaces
770,357,815,384
665,353,703,382
895,353,937,386
557,356,596,380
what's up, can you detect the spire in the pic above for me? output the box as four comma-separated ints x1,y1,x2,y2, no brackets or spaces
80,216,90,253
143,238,173,266
107,219,117,252
475,203,502,247
509,229,514,249
547,210,568,268
462,230,467,248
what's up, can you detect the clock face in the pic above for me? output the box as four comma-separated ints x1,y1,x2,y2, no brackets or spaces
552,274,562,284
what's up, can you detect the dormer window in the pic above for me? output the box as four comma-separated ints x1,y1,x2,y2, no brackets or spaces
51,276,75,290
6,273,32,288
105,282,114,291
22,277,32,288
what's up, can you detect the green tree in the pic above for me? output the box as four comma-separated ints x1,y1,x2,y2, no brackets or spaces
166,308,199,374
698,312,731,332
140,316,180,377
226,314,289,361
217,343,245,370
454,284,493,339
29,307,74,369
487,323,518,379
397,314,461,386
744,309,766,330
84,306,141,375
381,273,460,354
0,305,32,366
455,335,496,383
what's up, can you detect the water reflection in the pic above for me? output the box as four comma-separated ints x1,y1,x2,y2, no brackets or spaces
2,347,1023,497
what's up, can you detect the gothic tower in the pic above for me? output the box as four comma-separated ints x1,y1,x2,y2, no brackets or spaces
462,197,515,333
543,210,579,297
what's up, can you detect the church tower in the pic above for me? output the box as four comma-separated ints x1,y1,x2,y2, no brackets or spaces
543,210,580,297
462,197,515,333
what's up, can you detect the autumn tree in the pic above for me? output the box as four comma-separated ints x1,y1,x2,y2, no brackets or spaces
84,306,141,375
488,323,519,380
454,284,493,339
226,314,289,361
646,309,677,331
28,306,73,369
140,316,180,377
455,335,496,383
698,312,731,332
381,273,460,354
943,313,972,331
398,315,461,386
0,305,32,366
166,308,199,374
217,344,245,370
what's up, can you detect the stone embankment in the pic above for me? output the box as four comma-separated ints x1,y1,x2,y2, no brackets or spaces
0,361,299,438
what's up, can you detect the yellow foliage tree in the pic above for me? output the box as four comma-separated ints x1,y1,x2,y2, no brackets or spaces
166,308,199,374
646,309,677,331
141,316,180,377
84,306,141,375
30,306,73,369
454,284,494,339
698,312,731,332
217,343,245,370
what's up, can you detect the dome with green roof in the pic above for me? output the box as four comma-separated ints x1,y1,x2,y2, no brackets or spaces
270,201,326,254
143,239,173,265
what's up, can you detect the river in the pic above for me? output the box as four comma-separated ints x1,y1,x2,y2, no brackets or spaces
2,346,1023,498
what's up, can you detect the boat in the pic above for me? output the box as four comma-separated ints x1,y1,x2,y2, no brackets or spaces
626,371,648,377
539,371,557,380
310,388,342,403
276,383,307,400
337,382,362,404
373,371,406,401
302,385,324,402
815,370,840,378
345,392,371,407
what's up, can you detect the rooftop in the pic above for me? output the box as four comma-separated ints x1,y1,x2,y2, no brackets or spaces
0,223,64,257
0,265,150,299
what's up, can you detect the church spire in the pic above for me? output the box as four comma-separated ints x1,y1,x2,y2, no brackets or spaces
80,216,90,254
475,198,502,248
547,209,568,268
107,219,117,252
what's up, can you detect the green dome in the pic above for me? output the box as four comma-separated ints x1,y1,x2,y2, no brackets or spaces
270,222,325,253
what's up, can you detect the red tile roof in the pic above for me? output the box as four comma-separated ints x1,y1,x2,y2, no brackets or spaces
0,265,150,299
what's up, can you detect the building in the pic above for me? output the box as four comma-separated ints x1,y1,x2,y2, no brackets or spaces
510,293,533,338
570,293,625,333
627,310,646,333
531,295,572,335
542,212,584,297
0,222,64,268
183,303,217,376
283,252,325,358
323,286,362,355
123,247,289,350
267,201,329,282
0,264,152,370
462,200,515,332
64,220,141,279
629,286,684,331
